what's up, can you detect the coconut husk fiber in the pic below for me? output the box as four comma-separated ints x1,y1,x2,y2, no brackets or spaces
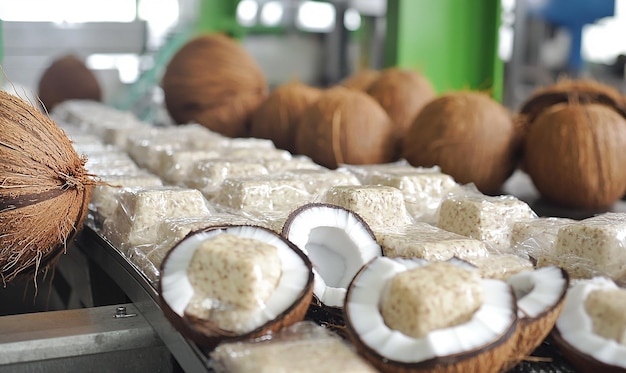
367,67,436,136
295,87,397,169
162,33,268,138
37,54,102,112
402,91,520,195
0,91,95,285
249,81,322,154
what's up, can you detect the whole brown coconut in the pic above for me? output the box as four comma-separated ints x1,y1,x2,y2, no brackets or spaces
523,103,626,209
295,87,397,169
340,69,380,92
0,91,95,285
402,91,520,195
366,68,436,136
161,33,268,138
249,81,322,153
37,55,102,112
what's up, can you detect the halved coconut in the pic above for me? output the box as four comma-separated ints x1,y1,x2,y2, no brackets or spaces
552,277,626,372
344,257,518,373
504,266,569,369
159,225,314,348
282,203,382,309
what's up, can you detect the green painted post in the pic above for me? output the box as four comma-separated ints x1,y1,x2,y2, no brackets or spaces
384,0,503,101
196,0,243,38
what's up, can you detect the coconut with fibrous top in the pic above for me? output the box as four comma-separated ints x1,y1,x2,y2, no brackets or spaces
0,90,95,284
161,33,268,138
366,67,436,137
340,69,381,92
249,81,322,153
402,91,520,195
294,86,398,169
37,54,102,112
519,79,626,208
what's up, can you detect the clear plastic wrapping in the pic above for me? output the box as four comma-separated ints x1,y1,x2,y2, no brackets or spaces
156,148,222,185
374,222,490,261
437,187,537,253
212,176,313,213
89,171,164,223
101,186,213,253
510,217,576,261
262,155,322,173
280,168,361,195
466,254,534,280
209,321,377,373
184,158,269,199
537,212,626,284
322,185,413,229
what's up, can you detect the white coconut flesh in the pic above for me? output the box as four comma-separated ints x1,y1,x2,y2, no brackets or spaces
555,277,626,369
345,257,516,363
160,225,310,334
507,266,567,319
284,203,382,307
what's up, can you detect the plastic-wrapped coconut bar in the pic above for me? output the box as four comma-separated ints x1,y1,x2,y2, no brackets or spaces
368,169,459,223
212,176,312,213
280,168,361,195
338,160,421,184
210,321,377,373
185,158,269,199
541,213,626,284
89,171,164,223
374,222,490,261
466,254,534,280
510,217,576,260
437,191,537,252
322,185,412,229
263,156,322,173
101,186,212,253
83,150,141,177
156,148,223,185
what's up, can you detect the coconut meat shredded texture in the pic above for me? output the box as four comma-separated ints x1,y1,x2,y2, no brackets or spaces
345,257,516,363
160,226,309,334
556,277,626,368
284,204,381,307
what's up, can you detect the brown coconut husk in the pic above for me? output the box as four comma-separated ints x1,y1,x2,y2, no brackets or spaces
0,91,95,285
161,33,268,138
340,69,380,92
402,91,520,195
249,81,322,153
517,79,626,130
366,68,436,136
523,103,626,209
294,86,398,169
37,54,102,112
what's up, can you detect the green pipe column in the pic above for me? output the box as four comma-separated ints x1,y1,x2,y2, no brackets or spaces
196,0,242,37
384,0,503,101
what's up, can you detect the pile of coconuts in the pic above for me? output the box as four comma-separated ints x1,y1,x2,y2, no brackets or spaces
0,90,95,285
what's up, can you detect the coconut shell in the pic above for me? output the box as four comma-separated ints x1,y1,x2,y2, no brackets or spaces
551,328,625,373
0,91,94,284
294,86,398,169
518,79,626,128
522,103,626,209
340,69,381,92
402,91,520,195
37,55,102,112
249,81,322,153
161,33,268,138
366,68,436,136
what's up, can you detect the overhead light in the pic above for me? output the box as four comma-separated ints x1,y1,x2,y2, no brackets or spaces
344,8,361,31
236,0,259,27
260,1,284,27
296,1,336,32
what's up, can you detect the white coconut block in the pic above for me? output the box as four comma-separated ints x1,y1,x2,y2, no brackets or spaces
210,321,377,372
548,212,626,283
90,171,164,222
212,176,312,213
368,170,459,223
437,193,537,252
374,222,490,261
102,186,212,252
322,185,412,229
184,158,269,199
